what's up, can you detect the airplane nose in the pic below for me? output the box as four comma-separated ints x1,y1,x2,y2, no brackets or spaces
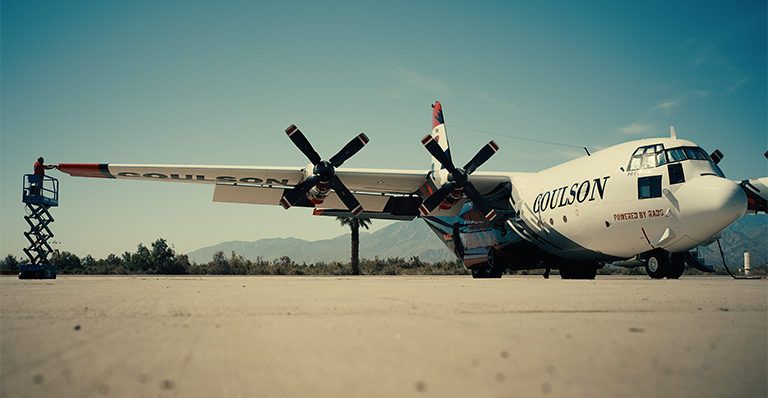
674,176,747,242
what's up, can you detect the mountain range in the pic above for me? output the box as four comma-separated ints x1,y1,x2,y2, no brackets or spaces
188,219,455,265
696,213,767,269
188,214,768,268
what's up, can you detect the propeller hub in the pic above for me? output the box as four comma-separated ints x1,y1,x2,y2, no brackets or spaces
448,168,468,186
419,136,499,221
314,161,335,182
282,125,368,215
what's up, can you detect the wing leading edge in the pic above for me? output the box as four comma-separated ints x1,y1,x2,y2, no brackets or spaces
56,163,305,185
56,163,444,220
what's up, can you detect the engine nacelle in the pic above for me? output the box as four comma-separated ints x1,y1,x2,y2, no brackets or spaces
307,182,331,205
439,188,464,210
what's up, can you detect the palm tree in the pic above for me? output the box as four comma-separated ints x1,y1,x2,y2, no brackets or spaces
336,216,372,275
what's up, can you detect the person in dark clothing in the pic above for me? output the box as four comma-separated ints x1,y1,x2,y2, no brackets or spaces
34,157,55,175
32,157,55,195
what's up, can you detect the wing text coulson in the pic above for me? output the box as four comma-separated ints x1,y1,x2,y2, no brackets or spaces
115,172,291,186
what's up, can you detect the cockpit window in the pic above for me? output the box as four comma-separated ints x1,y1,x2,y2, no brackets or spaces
684,147,707,160
666,148,686,162
665,146,708,163
628,144,666,171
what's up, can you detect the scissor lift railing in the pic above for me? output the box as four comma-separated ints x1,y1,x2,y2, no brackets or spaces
20,174,58,279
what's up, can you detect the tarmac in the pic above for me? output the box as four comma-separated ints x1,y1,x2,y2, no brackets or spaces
1,275,766,398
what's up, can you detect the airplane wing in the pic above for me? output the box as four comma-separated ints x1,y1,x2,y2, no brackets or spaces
55,163,427,192
54,163,422,220
56,163,512,220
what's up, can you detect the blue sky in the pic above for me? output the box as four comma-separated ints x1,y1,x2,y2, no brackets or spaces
2,0,766,260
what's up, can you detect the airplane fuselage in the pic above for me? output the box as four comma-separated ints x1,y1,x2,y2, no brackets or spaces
426,137,748,272
56,101,762,279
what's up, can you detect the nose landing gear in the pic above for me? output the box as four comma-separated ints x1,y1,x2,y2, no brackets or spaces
643,249,685,279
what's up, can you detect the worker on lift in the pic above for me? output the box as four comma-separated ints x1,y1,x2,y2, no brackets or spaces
33,157,55,195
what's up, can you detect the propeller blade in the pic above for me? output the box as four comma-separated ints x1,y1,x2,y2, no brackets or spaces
279,175,320,209
464,183,497,221
286,124,322,165
418,182,457,216
464,141,499,175
329,133,369,167
421,135,456,172
282,126,371,214
329,175,363,216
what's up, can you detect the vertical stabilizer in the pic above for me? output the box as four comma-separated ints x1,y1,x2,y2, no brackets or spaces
430,101,452,171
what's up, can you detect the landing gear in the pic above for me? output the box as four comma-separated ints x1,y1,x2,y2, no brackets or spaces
641,250,687,279
644,249,668,279
560,263,597,279
472,250,505,278
472,267,503,278
666,253,685,279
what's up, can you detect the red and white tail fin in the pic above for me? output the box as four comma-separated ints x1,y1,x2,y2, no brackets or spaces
429,101,452,172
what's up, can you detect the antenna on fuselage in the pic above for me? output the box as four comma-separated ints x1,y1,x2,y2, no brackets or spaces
670,126,677,139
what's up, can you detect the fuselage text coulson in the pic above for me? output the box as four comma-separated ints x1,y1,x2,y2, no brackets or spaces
532,176,610,213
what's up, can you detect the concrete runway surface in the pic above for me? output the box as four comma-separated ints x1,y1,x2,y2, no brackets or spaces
1,275,765,398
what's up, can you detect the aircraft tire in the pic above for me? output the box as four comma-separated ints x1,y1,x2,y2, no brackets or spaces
560,263,597,280
472,250,504,278
472,253,504,278
472,267,503,279
645,250,668,279
665,253,685,279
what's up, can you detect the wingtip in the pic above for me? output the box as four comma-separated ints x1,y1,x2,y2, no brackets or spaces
56,163,114,179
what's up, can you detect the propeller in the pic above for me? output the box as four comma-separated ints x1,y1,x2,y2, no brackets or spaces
419,135,499,221
279,124,369,216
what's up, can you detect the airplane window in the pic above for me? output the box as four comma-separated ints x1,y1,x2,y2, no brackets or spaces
684,147,706,160
628,144,665,171
668,163,684,184
666,148,687,162
641,153,656,169
638,175,662,199
665,146,711,167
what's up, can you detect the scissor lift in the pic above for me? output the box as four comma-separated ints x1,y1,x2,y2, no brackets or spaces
20,174,59,279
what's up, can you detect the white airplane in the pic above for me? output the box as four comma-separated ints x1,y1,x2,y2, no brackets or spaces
57,101,768,279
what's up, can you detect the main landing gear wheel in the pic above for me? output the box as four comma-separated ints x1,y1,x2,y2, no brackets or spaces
472,267,503,278
645,250,668,279
559,263,597,280
665,253,685,279
472,251,504,278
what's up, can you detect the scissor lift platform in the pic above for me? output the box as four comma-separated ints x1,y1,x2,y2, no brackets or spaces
20,175,58,279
